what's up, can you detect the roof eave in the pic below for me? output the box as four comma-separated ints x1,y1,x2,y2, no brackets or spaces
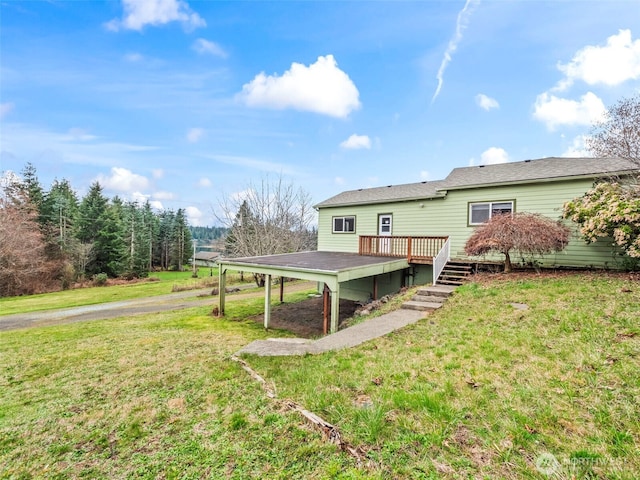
315,193,446,209
438,170,638,191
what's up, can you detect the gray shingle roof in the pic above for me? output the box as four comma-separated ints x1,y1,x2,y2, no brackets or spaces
315,180,447,208
315,157,638,208
442,156,637,189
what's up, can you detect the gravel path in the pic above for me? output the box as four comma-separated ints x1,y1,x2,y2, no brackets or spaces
0,282,315,332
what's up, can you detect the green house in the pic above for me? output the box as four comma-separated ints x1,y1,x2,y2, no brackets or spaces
314,156,637,298
219,156,637,333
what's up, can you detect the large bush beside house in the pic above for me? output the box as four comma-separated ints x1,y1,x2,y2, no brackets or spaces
464,213,571,272
563,182,640,260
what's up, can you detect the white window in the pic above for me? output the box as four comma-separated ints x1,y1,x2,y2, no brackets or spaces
333,216,356,233
469,201,514,225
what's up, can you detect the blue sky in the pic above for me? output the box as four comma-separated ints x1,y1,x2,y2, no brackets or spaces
1,0,640,226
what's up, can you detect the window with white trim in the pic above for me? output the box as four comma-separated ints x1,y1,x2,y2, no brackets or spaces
333,216,356,233
469,201,514,225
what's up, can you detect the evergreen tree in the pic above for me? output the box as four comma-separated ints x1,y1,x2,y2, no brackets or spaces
76,182,108,244
121,201,150,278
171,209,192,271
157,210,175,270
76,182,125,276
42,179,79,252
20,163,45,224
142,201,159,271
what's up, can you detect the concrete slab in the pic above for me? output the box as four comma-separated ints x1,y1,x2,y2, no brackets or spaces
235,309,425,357
401,301,443,311
417,285,457,297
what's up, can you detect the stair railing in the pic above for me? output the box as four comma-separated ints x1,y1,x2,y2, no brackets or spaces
432,237,451,285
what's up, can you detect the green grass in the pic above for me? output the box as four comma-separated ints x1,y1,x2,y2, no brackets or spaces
0,268,254,316
1,273,639,478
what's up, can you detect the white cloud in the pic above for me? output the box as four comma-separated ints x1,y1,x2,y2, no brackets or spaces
192,38,227,58
481,147,509,165
340,134,371,150
556,29,640,90
187,127,205,143
475,93,499,111
198,177,212,187
131,191,150,204
420,171,430,181
152,190,176,200
202,154,296,175
1,123,162,176
0,102,14,119
533,91,606,130
334,177,346,185
96,167,150,192
238,55,361,118
470,147,509,166
562,135,592,158
124,52,144,63
152,169,164,179
432,0,480,102
67,128,97,141
106,0,206,32
185,206,205,226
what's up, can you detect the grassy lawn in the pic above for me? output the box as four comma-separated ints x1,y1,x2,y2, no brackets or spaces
1,273,639,478
0,269,253,316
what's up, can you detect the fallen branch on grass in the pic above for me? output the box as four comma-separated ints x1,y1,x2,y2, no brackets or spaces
230,355,367,465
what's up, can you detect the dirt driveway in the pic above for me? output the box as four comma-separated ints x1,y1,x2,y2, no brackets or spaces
0,281,331,334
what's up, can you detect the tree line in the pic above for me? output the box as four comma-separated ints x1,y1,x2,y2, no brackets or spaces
1,164,193,296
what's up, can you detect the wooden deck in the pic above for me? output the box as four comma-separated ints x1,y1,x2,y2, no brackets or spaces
358,235,448,264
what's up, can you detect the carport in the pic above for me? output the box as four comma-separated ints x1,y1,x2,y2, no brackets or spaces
217,251,410,334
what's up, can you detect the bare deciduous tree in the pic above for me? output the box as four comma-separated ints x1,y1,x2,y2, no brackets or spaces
587,94,640,168
217,176,317,286
0,187,60,296
464,213,571,273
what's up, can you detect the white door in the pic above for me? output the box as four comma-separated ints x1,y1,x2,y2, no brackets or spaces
378,214,392,254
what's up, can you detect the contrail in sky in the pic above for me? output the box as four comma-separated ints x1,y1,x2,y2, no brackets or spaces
432,0,480,103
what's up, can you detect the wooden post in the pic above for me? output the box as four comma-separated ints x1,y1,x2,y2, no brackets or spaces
264,274,272,329
373,275,378,300
218,266,226,315
323,283,330,335
279,276,285,303
330,285,340,334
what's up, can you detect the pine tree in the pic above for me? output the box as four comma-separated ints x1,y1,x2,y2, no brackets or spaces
20,163,45,224
76,183,125,277
171,209,192,271
121,202,150,278
42,179,79,252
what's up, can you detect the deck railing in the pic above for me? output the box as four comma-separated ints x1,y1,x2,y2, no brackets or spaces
359,235,449,263
432,237,451,285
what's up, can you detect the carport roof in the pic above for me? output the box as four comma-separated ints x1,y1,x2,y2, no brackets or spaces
218,251,410,286
217,251,413,335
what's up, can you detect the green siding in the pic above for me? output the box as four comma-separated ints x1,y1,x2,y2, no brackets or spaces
318,179,622,269
340,270,407,301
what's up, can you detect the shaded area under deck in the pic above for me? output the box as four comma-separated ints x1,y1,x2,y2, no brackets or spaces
218,251,410,333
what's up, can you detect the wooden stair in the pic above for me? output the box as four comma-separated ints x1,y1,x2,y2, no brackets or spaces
436,261,473,286
401,285,457,312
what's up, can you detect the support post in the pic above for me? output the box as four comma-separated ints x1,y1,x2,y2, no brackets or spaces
330,284,340,334
279,276,285,303
373,275,378,300
264,274,272,329
218,266,226,315
323,283,330,335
